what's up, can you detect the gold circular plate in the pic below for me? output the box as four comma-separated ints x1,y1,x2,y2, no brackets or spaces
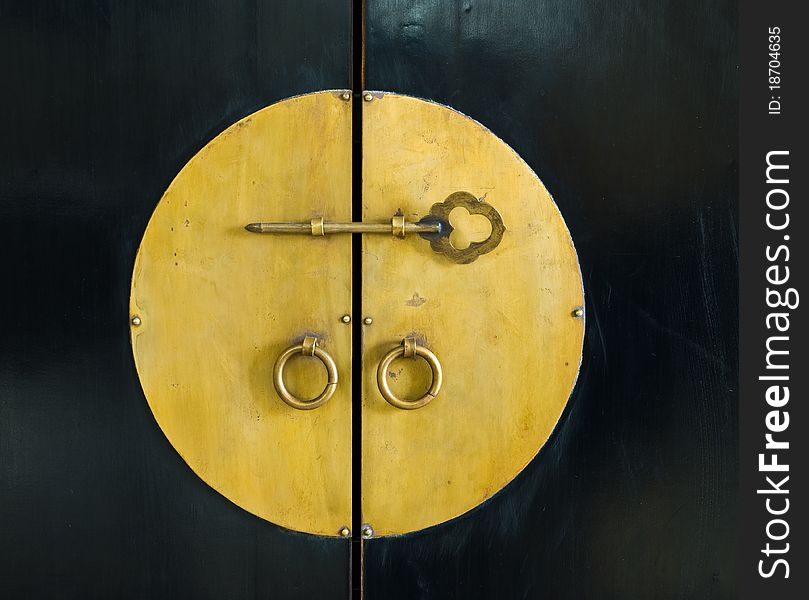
130,91,353,536
360,93,584,536
131,90,583,538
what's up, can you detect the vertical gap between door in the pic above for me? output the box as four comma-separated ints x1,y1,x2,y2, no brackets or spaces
350,1,365,599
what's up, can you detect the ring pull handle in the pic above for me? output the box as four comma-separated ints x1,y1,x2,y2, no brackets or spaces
376,337,443,410
273,335,338,410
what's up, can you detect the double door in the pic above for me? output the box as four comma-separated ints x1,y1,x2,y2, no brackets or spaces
0,1,737,598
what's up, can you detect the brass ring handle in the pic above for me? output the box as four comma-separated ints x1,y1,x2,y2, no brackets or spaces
376,337,443,410
273,335,338,410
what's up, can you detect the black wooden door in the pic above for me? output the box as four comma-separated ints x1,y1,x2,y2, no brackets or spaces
1,1,737,598
362,1,738,598
0,2,351,598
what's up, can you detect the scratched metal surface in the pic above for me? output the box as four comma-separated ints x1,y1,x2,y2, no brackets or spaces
364,1,738,598
0,2,351,598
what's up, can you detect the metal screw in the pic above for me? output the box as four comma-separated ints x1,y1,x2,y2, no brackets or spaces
363,92,374,102
341,314,351,324
339,526,351,538
572,307,584,319
361,524,374,539
340,91,351,101
363,317,373,326
131,315,142,326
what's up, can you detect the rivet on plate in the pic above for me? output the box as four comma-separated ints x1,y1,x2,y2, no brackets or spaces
361,524,374,539
341,314,351,324
572,307,584,319
339,526,351,538
363,92,374,102
363,317,373,326
340,91,351,101
131,315,142,326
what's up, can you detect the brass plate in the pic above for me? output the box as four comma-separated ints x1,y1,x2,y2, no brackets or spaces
130,91,352,536
131,90,582,538
361,93,584,536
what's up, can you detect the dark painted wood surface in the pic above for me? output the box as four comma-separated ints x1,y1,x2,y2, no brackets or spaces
364,1,738,598
0,2,351,598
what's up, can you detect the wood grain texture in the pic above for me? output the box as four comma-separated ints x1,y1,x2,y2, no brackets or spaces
130,91,353,536
364,0,737,597
0,2,353,597
361,93,584,536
